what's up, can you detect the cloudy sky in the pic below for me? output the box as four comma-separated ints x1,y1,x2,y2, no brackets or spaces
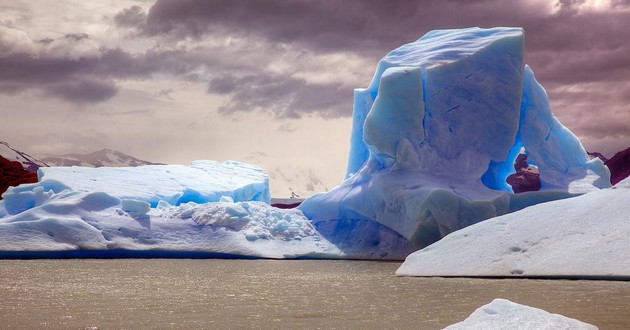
1,0,629,195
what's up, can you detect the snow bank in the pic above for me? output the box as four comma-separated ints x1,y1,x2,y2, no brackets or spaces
301,27,609,254
36,160,270,208
445,299,597,329
396,178,630,278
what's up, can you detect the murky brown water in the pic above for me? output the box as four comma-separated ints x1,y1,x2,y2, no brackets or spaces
0,259,628,329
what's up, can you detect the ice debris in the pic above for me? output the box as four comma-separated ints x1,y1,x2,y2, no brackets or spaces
445,299,597,330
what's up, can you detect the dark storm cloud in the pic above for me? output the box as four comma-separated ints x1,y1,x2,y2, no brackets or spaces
114,5,147,29
3,0,630,141
142,0,524,55
208,72,349,118
137,0,630,149
0,32,221,104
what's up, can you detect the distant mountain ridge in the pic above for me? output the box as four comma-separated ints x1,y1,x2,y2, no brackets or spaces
0,141,48,173
0,143,162,198
40,149,163,168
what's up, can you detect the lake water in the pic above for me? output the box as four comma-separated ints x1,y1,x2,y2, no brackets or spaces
0,259,628,329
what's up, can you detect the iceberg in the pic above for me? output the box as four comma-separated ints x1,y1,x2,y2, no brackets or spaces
300,27,610,252
445,299,597,330
0,179,341,258
34,160,271,210
0,160,346,258
396,178,630,278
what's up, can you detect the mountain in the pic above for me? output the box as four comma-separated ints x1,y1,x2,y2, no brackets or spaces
40,149,163,168
0,155,38,199
0,144,162,198
0,141,48,173
588,151,609,163
605,147,630,185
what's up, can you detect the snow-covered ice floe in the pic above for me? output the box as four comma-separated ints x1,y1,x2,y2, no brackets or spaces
444,299,597,330
396,178,630,278
0,162,342,258
300,26,610,255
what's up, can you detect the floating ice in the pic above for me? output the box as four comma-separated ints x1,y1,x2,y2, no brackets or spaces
445,299,597,330
396,178,630,278
0,181,341,258
36,160,271,208
300,27,610,252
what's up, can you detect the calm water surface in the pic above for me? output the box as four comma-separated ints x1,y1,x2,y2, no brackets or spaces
0,259,629,329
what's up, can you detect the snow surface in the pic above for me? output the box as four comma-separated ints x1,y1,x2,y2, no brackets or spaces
445,298,597,330
0,179,341,258
37,160,271,208
396,178,630,278
301,27,610,252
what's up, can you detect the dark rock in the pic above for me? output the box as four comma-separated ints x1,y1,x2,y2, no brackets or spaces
606,147,630,185
506,153,541,193
0,155,38,199
588,151,609,163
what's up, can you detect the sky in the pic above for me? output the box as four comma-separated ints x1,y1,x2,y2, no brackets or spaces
1,0,629,196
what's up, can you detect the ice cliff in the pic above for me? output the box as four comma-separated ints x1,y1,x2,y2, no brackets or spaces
300,27,610,249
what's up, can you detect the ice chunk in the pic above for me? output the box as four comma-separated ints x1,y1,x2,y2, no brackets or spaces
301,27,610,254
396,178,630,278
0,182,341,258
38,160,271,207
120,199,150,216
2,179,74,215
445,299,597,329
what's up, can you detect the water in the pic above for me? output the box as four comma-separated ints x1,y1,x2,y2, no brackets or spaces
0,259,628,329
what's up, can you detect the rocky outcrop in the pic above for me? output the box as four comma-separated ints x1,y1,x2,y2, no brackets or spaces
506,154,541,193
0,155,38,199
606,147,630,185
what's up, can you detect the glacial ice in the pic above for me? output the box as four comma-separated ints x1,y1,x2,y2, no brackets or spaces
0,179,341,258
36,160,271,208
300,27,610,251
396,177,630,278
445,299,597,329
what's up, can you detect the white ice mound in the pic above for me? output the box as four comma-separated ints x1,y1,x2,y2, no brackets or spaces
396,178,630,278
0,182,341,258
300,27,610,250
33,160,270,210
445,298,597,330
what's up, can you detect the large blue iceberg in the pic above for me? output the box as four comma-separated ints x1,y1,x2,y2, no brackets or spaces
300,27,610,249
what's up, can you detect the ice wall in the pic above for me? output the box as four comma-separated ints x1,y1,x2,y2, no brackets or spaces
29,160,271,212
302,27,610,249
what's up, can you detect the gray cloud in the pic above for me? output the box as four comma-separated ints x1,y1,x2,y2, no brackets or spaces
208,72,349,118
2,0,630,157
114,5,147,29
137,0,630,130
44,78,118,103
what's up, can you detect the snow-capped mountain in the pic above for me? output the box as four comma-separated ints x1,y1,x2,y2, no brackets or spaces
40,149,162,168
0,141,48,173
